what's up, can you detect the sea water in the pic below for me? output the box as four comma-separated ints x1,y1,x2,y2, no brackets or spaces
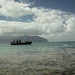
0,42,75,75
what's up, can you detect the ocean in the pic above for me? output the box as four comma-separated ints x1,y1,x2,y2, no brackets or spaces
0,42,75,75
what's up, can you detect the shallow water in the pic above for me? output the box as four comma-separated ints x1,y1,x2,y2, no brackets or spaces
0,42,75,75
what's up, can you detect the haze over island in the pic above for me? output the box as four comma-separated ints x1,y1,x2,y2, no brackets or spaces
0,0,75,42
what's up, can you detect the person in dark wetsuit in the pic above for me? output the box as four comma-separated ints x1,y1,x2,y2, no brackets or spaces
19,40,21,43
14,40,15,43
16,40,18,44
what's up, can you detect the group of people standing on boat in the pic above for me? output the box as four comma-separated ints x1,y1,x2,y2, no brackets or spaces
13,39,31,44
12,36,32,44
13,40,21,43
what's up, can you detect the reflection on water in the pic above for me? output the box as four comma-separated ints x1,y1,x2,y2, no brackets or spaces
0,43,75,75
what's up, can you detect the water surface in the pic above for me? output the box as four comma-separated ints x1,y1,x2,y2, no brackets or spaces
0,42,75,75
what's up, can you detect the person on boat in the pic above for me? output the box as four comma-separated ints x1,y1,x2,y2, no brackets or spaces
19,40,21,43
16,40,18,43
14,40,15,43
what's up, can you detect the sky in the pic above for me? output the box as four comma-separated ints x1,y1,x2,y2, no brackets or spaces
0,0,75,42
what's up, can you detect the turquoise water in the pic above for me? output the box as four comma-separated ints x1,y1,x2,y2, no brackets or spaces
0,42,75,53
0,42,75,75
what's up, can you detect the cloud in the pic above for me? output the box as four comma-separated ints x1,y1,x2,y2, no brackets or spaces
0,0,75,41
66,17,75,31
0,0,32,18
31,8,72,34
0,20,47,36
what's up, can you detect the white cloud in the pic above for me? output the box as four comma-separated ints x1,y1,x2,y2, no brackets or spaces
0,0,32,18
0,20,47,36
31,8,68,34
0,1,75,41
66,17,75,31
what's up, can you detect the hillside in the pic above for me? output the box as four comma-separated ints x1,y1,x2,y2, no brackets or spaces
13,35,49,43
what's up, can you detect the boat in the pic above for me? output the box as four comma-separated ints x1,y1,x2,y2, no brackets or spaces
11,41,32,45
11,36,32,45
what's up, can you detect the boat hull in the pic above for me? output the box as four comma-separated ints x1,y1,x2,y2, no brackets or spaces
11,42,32,45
